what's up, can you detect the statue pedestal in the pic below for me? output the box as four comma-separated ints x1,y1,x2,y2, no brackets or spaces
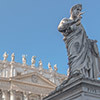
44,75,100,100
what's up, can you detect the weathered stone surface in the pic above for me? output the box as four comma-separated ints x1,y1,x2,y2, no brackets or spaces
58,4,100,78
44,75,100,100
0,53,66,100
44,4,100,100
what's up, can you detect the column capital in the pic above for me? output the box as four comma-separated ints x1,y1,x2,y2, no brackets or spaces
23,92,28,100
2,90,8,100
10,90,16,94
10,90,15,100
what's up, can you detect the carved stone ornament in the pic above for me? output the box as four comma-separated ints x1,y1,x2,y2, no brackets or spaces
54,64,57,72
11,53,15,62
22,55,26,65
31,75,38,83
48,63,53,72
58,4,100,78
31,56,36,65
3,52,8,61
39,60,43,66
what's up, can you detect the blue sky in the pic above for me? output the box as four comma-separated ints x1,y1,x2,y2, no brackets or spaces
0,0,100,75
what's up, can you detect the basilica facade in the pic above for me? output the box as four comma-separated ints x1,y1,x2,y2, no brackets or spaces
0,52,66,100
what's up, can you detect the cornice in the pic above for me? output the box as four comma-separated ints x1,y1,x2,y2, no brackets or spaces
14,72,56,87
10,79,56,89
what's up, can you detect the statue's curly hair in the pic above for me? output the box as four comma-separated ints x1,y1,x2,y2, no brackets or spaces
70,4,82,14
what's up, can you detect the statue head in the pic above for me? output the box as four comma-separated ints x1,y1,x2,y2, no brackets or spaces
70,4,82,20
3,52,8,61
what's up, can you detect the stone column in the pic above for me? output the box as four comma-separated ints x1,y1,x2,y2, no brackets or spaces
10,90,15,100
3,69,6,77
23,92,28,100
40,94,43,100
6,70,8,78
2,90,8,100
13,68,16,77
10,62,15,77
3,64,6,77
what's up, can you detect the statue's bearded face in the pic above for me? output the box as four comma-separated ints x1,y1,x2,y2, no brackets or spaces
71,6,82,19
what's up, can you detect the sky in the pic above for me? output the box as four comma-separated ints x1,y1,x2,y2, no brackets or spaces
0,0,100,75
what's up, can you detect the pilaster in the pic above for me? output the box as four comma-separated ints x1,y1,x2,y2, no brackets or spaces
2,90,9,100
23,92,28,100
10,90,15,100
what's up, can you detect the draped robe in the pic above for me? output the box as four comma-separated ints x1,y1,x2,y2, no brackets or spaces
58,18,100,78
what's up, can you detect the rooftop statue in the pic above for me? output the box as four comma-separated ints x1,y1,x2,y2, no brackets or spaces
3,52,8,61
31,56,36,67
54,64,58,72
48,63,53,72
11,53,15,62
58,4,100,78
22,55,27,65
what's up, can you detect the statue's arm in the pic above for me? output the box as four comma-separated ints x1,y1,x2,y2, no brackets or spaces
58,18,70,32
58,18,80,32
